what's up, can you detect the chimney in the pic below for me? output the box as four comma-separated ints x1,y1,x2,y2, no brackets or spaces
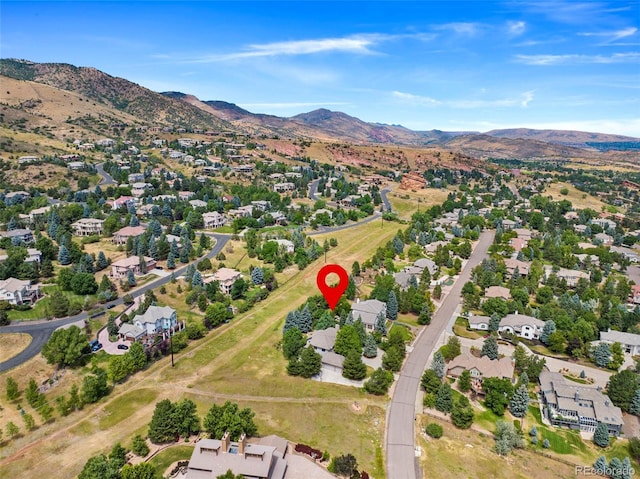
221,431,230,453
239,433,246,455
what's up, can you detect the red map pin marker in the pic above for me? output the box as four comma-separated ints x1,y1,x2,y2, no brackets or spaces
317,264,349,311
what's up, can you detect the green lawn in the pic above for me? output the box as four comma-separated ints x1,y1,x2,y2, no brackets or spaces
99,389,159,430
148,445,193,476
453,317,484,339
390,322,413,342
8,285,89,321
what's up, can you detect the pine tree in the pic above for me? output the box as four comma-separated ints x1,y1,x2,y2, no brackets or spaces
489,313,501,333
179,245,189,263
127,269,137,287
431,351,445,379
283,311,297,332
7,216,18,230
418,305,431,325
148,238,159,260
251,267,264,285
509,383,530,418
130,215,140,227
191,270,203,288
299,305,313,333
369,315,383,342
435,382,453,414
622,457,633,479
345,311,355,325
392,235,404,255
6,377,19,401
540,320,556,345
167,251,176,269
345,275,356,300
481,336,499,360
57,244,71,265
593,422,610,447
363,334,378,358
96,251,108,271
629,388,640,416
387,291,398,320
593,342,611,368
458,369,471,392
342,350,367,380
451,395,474,429
184,264,196,283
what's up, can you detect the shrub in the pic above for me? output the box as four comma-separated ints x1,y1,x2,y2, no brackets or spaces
425,423,443,439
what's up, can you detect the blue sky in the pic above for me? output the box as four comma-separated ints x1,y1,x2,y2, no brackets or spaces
2,1,639,136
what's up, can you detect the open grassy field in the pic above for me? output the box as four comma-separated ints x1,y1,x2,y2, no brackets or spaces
148,445,193,476
544,181,610,212
0,333,31,363
0,218,399,479
386,185,452,220
417,415,577,479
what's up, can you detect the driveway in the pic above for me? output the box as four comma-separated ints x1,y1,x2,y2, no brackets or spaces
385,230,494,479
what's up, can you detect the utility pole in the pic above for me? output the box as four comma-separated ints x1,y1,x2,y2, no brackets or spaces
169,329,175,367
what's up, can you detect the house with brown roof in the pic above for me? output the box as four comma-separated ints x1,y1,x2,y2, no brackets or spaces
186,432,287,479
484,286,511,300
446,353,514,394
113,225,146,245
110,255,156,279
205,268,242,295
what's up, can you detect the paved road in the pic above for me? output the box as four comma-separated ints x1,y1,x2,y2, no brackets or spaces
96,162,117,185
0,233,230,372
385,230,494,479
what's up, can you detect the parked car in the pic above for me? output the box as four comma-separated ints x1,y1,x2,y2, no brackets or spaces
117,344,129,350
91,342,103,352
106,303,117,309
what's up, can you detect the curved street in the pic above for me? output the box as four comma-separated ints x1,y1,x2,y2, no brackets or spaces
0,233,230,372
385,230,494,479
96,162,117,185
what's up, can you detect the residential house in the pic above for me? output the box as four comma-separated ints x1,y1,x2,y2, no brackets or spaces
468,314,491,330
321,351,345,374
273,182,295,193
131,305,177,337
513,228,534,241
309,327,338,354
18,155,39,164
205,268,242,295
414,258,438,276
203,212,226,229
110,255,156,279
351,299,386,331
189,199,208,209
446,353,514,393
108,196,135,210
591,218,617,230
504,258,531,276
0,278,40,305
510,237,528,252
502,219,516,230
484,286,511,300
186,432,287,479
72,218,105,236
113,226,146,245
274,239,294,254
539,371,623,436
251,200,270,211
4,191,30,203
574,224,588,234
67,161,85,171
131,182,153,197
21,205,51,224
594,233,614,246
545,266,590,287
610,246,639,263
178,191,195,201
600,329,640,355
499,313,544,340
1,228,34,244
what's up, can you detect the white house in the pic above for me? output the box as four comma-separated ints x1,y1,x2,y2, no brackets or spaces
600,329,640,355
351,299,386,331
0,278,40,305
132,305,177,337
499,313,545,340
203,211,226,229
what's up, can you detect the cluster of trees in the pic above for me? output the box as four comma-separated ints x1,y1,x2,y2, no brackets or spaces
148,398,201,443
107,342,148,383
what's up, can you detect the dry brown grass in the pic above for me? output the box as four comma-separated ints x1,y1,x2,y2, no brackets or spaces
0,333,32,363
544,181,611,211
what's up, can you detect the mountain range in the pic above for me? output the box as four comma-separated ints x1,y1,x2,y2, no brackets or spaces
1,58,638,161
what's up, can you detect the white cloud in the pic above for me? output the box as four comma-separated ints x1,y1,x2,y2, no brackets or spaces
507,21,527,36
579,27,638,44
435,22,482,36
392,90,535,109
515,52,640,65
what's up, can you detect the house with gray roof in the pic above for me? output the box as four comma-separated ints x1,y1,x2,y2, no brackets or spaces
600,329,640,355
499,313,544,340
351,299,386,332
447,353,514,394
539,371,623,436
309,327,338,354
130,305,177,337
186,432,287,479
468,315,490,330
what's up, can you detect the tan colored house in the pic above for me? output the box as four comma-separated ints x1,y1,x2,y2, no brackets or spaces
72,218,105,236
186,432,287,479
205,267,242,295
113,225,146,245
203,211,226,229
0,278,40,305
110,255,156,279
447,353,514,393
484,286,511,300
